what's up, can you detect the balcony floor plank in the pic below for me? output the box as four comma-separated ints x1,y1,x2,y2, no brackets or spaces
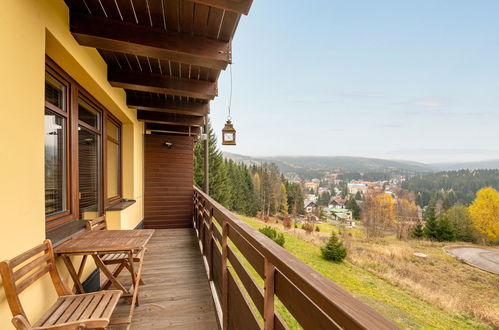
109,229,218,329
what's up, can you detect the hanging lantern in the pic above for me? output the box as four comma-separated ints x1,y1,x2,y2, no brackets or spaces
222,63,236,146
222,119,236,145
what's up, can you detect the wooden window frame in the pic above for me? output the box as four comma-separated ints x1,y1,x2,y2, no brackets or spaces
77,91,104,219
45,56,123,232
45,62,75,229
105,113,123,207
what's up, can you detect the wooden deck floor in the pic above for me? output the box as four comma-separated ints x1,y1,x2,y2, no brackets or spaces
110,229,218,329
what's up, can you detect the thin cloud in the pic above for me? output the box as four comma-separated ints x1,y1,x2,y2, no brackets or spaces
385,148,499,156
410,99,443,108
379,122,404,128
400,97,448,108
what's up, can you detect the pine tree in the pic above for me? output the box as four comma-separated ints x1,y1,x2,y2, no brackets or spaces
346,196,361,219
286,182,305,215
193,123,298,219
412,221,424,238
444,205,475,242
242,166,258,216
193,121,228,205
321,232,347,262
355,191,362,201
436,216,456,241
423,202,439,240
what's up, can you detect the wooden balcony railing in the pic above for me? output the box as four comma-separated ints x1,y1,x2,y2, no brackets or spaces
193,186,398,330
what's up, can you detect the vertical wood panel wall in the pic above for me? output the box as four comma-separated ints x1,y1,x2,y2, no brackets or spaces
144,134,195,229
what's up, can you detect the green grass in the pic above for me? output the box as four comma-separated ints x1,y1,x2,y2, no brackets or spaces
312,221,366,239
239,216,490,330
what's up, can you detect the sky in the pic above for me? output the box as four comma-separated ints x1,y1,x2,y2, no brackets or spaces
209,0,499,163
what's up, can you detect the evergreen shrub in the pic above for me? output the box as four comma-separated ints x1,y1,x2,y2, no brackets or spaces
259,226,285,247
321,232,347,262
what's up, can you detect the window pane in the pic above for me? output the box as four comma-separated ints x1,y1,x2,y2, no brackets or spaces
79,126,101,219
45,73,66,110
45,109,67,215
106,120,120,140
78,99,100,128
107,141,120,198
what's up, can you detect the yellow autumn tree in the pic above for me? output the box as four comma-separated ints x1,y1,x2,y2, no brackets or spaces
361,189,396,238
278,183,289,214
468,187,499,242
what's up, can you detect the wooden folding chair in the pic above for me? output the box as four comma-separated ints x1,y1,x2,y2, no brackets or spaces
0,240,122,330
85,216,145,290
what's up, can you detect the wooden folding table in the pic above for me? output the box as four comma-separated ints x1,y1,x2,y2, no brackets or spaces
54,229,154,326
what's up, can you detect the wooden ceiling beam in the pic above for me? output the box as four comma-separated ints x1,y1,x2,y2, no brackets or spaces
70,13,230,70
109,69,216,100
186,0,253,15
137,110,205,127
127,92,210,117
145,123,201,136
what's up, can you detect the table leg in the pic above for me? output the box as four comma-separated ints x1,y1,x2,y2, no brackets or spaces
128,249,145,320
124,262,145,286
61,255,85,294
73,255,87,293
127,251,138,306
92,254,128,293
102,260,127,290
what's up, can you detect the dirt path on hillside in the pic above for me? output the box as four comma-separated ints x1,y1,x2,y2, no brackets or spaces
447,247,499,275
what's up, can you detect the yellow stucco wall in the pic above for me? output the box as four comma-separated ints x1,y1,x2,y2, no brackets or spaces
0,0,144,326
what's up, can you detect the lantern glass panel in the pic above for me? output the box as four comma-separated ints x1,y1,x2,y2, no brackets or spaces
223,132,234,142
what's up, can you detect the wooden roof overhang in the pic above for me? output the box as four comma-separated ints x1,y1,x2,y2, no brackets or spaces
65,0,252,136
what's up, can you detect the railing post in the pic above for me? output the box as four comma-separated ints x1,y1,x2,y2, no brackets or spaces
200,201,206,254
193,193,198,232
208,208,214,281
204,116,209,194
221,220,229,329
264,258,275,330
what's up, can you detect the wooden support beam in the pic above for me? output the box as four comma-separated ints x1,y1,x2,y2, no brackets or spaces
186,0,253,15
138,110,205,126
127,92,210,116
70,13,230,70
109,70,216,100
145,123,200,135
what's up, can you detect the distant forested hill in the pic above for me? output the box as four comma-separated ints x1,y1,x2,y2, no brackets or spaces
224,153,431,178
430,159,499,171
224,153,499,181
402,169,499,206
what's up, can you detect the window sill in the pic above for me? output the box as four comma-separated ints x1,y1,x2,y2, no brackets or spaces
106,199,136,211
46,220,87,247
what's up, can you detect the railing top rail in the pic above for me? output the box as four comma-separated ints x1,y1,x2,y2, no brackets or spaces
193,186,398,330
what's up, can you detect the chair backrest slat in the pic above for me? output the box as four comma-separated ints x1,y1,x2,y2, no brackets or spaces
86,216,107,231
10,244,47,268
13,253,50,281
16,264,52,294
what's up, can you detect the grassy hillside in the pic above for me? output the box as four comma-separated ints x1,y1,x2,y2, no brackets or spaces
238,216,496,329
